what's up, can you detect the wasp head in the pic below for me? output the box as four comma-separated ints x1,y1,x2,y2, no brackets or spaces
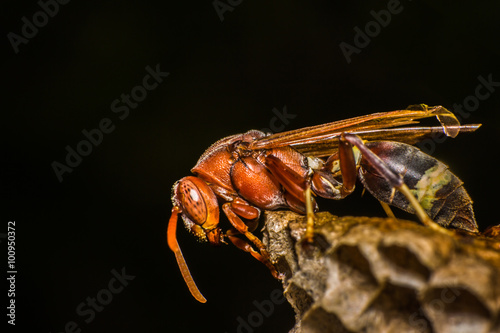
171,176,222,245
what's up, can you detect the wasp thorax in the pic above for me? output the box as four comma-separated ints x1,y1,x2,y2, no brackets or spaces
177,178,208,225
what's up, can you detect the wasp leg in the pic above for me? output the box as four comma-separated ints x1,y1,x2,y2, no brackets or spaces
229,198,261,231
265,154,316,213
303,184,316,243
342,133,450,234
226,235,282,276
337,132,358,196
379,201,396,219
264,154,319,243
222,201,280,279
303,134,361,242
308,135,359,202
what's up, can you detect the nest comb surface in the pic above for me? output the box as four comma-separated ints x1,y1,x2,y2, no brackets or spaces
262,211,500,333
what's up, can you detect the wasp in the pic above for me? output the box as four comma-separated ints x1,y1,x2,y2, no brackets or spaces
167,104,480,303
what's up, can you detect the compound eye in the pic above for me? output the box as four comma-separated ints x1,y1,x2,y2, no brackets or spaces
178,179,207,225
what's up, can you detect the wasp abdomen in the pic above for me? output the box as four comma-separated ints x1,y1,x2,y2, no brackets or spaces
359,141,478,232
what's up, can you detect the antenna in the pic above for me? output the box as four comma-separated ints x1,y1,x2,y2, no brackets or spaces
167,207,207,303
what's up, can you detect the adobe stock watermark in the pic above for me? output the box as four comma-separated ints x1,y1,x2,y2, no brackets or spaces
417,73,499,155
7,0,71,54
260,105,297,134
49,267,135,333
213,0,243,22
340,0,408,64
51,63,169,182
225,288,286,333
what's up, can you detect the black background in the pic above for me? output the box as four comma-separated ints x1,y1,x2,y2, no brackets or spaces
3,1,499,332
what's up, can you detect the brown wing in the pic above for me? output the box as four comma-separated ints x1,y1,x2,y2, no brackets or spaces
249,105,480,157
295,124,481,157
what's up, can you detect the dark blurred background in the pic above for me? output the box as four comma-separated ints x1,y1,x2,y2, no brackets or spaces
2,0,499,332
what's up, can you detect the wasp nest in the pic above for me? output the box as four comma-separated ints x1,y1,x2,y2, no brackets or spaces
262,211,500,333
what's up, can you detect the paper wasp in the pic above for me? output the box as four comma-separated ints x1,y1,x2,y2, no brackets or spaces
167,104,480,303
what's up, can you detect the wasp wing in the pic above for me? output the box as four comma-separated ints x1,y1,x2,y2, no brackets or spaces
249,105,479,157
294,124,481,157
250,105,462,151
